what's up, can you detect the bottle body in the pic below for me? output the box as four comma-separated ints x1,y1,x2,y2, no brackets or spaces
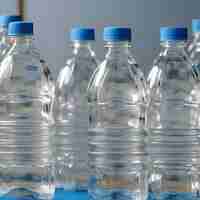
147,40,200,199
0,35,54,200
54,41,98,191
88,41,148,200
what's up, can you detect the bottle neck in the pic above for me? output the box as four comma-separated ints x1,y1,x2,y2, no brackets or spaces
11,35,34,51
71,41,95,57
105,41,132,59
160,41,187,54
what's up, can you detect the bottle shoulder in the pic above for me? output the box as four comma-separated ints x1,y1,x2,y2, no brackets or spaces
56,55,98,91
0,48,53,90
147,54,200,103
88,57,147,104
149,51,194,80
0,51,54,124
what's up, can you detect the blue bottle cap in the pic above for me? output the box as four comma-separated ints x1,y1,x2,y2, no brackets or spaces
8,22,33,36
103,27,132,42
0,15,22,28
70,27,95,41
192,19,200,33
160,27,187,41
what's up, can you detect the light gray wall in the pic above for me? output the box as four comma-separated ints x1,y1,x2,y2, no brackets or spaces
26,0,200,76
0,0,17,15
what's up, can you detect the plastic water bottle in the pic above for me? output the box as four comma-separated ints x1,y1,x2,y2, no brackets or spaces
0,22,54,200
53,28,98,191
147,27,200,200
0,15,21,62
88,27,148,200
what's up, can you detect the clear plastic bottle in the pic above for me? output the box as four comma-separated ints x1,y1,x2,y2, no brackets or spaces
53,28,98,191
147,27,200,200
88,27,148,200
0,21,54,200
0,15,21,62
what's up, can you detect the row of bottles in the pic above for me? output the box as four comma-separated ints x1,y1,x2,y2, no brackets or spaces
54,23,200,200
1,14,200,200
54,27,148,200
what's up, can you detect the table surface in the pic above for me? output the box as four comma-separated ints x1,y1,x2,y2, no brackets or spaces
54,189,89,200
54,190,197,200
0,189,195,200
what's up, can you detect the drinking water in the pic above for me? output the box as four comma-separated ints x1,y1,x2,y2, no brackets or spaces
147,27,200,200
53,28,98,191
88,27,148,200
0,21,55,200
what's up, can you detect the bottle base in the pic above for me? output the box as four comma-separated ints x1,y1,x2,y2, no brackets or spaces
149,192,199,200
89,188,143,200
0,187,54,200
